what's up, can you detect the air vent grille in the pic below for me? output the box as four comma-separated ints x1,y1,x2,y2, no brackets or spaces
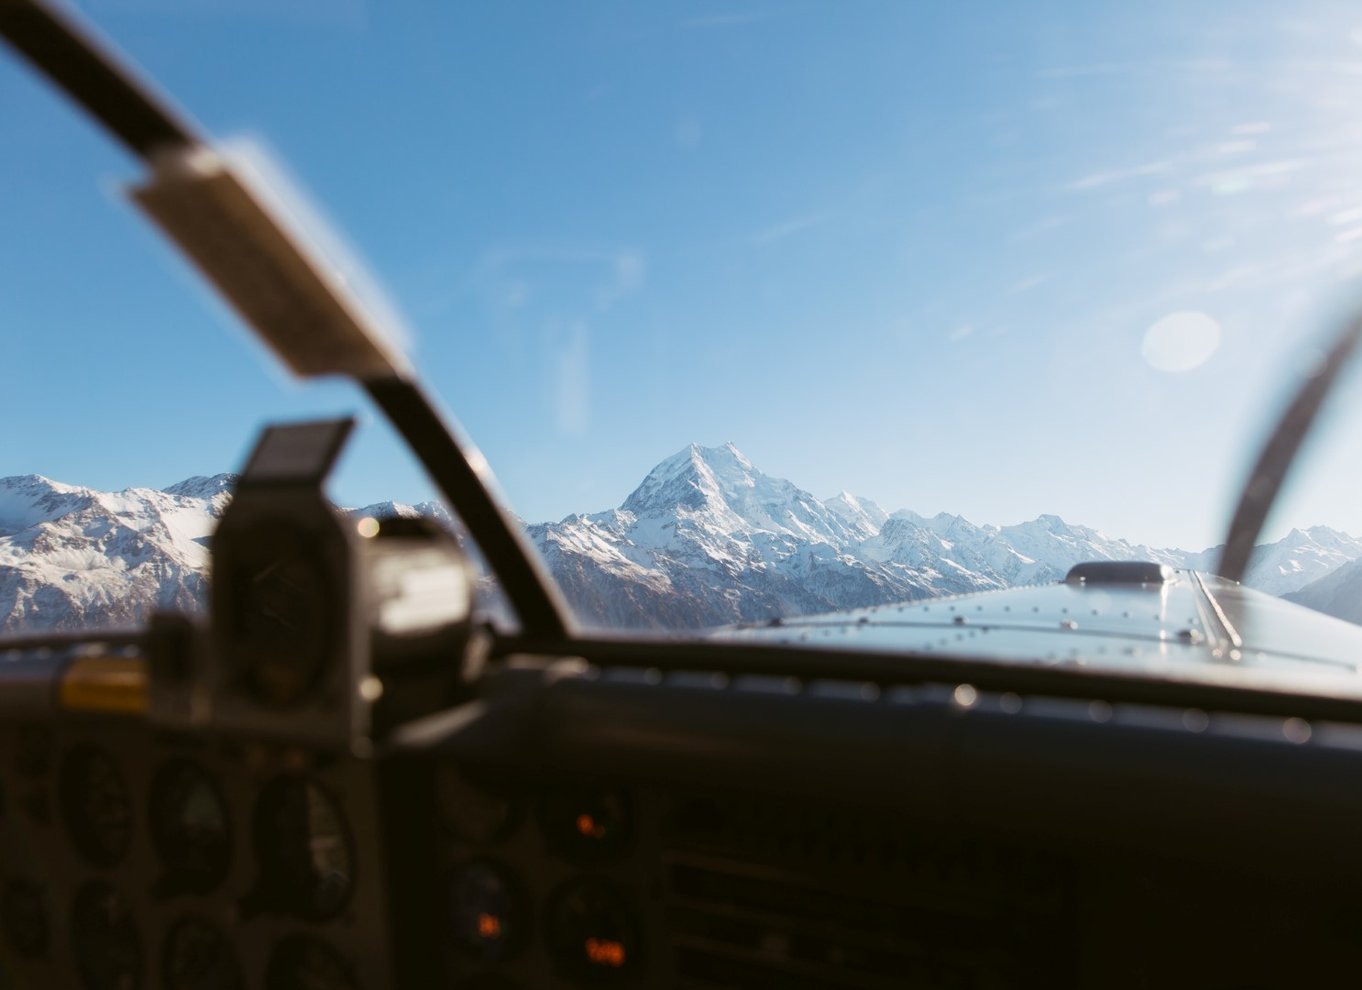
663,793,1071,989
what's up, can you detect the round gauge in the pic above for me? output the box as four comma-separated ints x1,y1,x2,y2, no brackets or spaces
149,760,231,894
435,764,518,845
546,879,638,981
226,522,333,708
253,776,354,920
1,878,48,957
162,917,241,990
539,787,632,862
448,861,524,962
70,882,143,990
264,935,357,990
60,744,132,868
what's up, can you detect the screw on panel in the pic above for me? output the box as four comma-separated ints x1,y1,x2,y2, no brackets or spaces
1182,709,1209,733
1283,718,1312,744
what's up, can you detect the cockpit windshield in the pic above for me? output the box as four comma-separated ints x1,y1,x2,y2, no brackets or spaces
8,2,1362,641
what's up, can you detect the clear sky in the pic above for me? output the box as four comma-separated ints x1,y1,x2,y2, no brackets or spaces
7,0,1362,551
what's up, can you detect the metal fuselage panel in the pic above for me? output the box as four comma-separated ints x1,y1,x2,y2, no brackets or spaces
725,571,1362,697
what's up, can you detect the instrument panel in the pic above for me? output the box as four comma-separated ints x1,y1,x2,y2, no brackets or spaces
427,763,1072,989
9,649,1362,989
0,710,1075,989
437,767,653,987
0,719,385,990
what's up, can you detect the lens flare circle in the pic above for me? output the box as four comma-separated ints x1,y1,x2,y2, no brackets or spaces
1141,310,1222,373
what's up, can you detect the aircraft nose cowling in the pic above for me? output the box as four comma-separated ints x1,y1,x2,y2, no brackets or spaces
720,567,1362,699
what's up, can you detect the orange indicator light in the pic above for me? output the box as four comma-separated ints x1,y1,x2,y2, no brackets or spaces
576,813,607,840
584,937,626,968
477,913,502,939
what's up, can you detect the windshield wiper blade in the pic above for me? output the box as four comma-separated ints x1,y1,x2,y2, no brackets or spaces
0,0,574,639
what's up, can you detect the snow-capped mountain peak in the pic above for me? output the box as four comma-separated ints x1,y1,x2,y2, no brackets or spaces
0,474,98,537
1234,525,1362,596
162,473,239,501
0,473,233,634
616,443,860,552
822,491,890,540
890,509,980,541
622,442,754,515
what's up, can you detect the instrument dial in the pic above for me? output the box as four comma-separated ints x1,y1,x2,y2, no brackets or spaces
227,523,333,708
149,760,231,894
539,787,632,862
546,879,638,982
435,764,518,845
162,917,241,990
448,860,524,962
60,744,131,868
253,776,354,920
71,882,142,990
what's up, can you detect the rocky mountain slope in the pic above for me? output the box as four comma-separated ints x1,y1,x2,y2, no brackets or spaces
1285,554,1362,624
4,444,1361,634
1187,527,1362,598
0,473,235,635
527,443,1362,628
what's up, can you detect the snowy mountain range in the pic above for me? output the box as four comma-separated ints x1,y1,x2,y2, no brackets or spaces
4,442,1362,635
527,443,1362,628
0,473,233,636
1286,557,1362,624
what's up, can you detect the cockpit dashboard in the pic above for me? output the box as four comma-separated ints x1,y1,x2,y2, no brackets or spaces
7,592,1362,989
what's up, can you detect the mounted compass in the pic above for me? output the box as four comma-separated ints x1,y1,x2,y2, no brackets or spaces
205,418,478,746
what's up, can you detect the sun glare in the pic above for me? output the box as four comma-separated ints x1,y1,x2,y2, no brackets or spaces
1141,310,1223,373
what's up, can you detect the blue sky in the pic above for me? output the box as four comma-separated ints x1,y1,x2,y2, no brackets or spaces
7,1,1362,550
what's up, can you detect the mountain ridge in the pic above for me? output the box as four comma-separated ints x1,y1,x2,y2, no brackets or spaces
3,444,1361,634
